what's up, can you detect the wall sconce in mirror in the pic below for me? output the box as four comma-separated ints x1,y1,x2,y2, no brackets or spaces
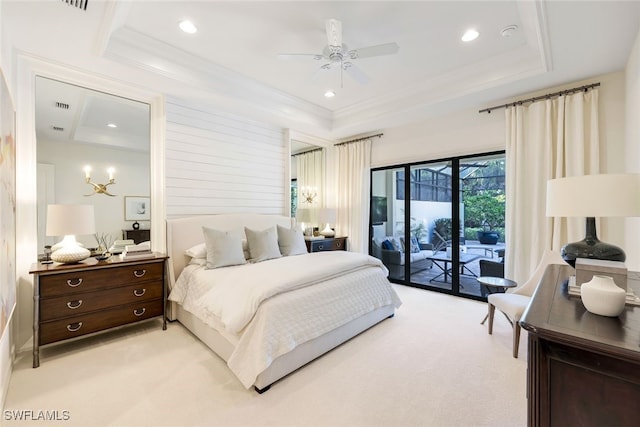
84,165,116,196
300,186,318,204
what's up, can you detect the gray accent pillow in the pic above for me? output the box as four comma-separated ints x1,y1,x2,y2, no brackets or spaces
245,226,282,263
277,225,308,256
202,227,246,269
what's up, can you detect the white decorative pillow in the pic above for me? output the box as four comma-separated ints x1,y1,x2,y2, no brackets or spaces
245,226,282,263
277,225,308,256
202,227,247,269
185,242,206,259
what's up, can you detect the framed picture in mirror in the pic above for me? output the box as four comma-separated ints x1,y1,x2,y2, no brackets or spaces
125,196,150,221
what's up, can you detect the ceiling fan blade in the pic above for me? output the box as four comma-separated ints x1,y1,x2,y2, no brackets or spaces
311,63,333,81
277,53,323,61
326,19,342,47
343,62,369,85
349,42,399,59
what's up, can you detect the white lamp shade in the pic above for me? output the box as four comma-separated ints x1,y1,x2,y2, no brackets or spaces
546,174,640,218
318,208,337,224
46,204,96,236
296,208,311,223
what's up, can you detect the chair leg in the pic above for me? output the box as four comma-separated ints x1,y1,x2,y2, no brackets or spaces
513,321,521,358
487,303,495,334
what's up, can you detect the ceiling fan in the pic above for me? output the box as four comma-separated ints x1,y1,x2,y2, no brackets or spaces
277,19,399,87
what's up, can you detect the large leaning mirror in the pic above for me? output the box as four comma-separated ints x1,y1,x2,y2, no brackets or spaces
35,76,150,254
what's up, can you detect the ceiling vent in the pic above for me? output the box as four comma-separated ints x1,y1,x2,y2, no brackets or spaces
55,101,70,110
52,126,64,132
61,0,88,11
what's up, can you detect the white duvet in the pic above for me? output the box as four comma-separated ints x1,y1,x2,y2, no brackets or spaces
169,251,401,388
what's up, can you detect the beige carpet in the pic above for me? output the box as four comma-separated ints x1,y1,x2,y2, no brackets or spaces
4,285,527,427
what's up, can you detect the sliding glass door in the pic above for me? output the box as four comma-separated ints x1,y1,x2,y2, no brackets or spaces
370,152,505,300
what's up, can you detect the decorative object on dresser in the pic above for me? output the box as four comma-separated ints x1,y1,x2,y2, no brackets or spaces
546,173,640,267
306,236,347,253
83,165,116,196
29,254,168,367
120,242,153,260
580,275,627,317
45,204,96,263
123,228,150,245
521,265,640,427
318,208,337,237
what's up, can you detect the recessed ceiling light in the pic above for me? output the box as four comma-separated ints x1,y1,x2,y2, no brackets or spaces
324,90,336,98
179,20,197,34
107,123,117,128
461,29,479,42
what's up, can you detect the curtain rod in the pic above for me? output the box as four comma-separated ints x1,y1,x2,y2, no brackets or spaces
291,147,323,157
479,82,600,114
334,133,383,146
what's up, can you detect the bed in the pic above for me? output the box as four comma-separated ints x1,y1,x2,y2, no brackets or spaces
166,213,401,393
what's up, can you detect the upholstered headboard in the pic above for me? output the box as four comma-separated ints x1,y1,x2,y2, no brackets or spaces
165,214,293,288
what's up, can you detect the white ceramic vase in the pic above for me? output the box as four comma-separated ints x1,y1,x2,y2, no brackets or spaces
581,275,626,317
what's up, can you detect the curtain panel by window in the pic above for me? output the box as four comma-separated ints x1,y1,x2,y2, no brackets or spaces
336,139,372,254
296,149,325,209
505,89,600,283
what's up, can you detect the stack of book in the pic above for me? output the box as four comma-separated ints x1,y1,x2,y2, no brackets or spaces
109,239,135,255
120,242,153,260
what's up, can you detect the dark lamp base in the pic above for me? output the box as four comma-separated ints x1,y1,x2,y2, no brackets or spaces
561,239,625,268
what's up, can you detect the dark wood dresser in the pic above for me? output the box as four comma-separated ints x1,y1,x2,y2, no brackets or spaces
30,254,168,367
123,228,151,244
520,264,640,427
305,236,348,253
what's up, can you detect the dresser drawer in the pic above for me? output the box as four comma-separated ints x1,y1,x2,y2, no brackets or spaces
39,262,164,298
39,299,163,345
39,281,163,321
310,237,347,252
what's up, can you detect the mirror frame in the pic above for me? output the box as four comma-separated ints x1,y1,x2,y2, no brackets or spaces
16,55,165,283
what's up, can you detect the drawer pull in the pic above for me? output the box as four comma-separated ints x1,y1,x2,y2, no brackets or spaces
336,242,342,247
66,278,83,287
133,308,146,317
66,322,83,332
318,245,324,250
133,289,146,297
133,269,146,278
66,300,83,310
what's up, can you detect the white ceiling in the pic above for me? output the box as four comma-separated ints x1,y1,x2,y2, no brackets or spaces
6,1,640,140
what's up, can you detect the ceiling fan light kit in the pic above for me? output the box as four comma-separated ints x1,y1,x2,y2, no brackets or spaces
278,18,399,88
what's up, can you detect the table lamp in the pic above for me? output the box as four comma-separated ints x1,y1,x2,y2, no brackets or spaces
318,208,337,237
46,204,96,263
546,174,640,267
296,208,313,236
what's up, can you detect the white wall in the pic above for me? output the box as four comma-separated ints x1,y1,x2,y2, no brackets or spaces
625,29,640,271
165,97,288,217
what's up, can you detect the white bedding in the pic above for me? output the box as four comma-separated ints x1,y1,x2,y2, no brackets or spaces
169,251,401,388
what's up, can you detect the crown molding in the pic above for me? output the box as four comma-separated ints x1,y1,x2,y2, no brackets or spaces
103,27,332,133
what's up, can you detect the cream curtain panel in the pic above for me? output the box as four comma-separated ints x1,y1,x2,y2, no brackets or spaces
296,149,324,209
505,89,600,283
336,139,372,254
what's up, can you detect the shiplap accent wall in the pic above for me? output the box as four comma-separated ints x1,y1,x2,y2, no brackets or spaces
165,97,288,217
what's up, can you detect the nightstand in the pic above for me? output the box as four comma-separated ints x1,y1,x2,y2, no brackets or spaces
30,254,168,367
305,236,348,253
123,229,151,244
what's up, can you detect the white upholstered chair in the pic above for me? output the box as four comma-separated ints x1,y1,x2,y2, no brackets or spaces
487,249,565,358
